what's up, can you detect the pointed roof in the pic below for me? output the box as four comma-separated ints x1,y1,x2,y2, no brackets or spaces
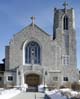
14,23,50,38
29,23,50,36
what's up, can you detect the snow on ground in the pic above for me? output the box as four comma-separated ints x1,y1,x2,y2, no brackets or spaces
45,88,80,99
0,88,21,99
45,89,67,99
0,87,80,99
38,84,80,99
45,91,67,99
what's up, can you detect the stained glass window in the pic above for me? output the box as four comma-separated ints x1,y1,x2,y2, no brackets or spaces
25,41,41,64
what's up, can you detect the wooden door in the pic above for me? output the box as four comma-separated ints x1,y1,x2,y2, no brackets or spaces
25,74,40,86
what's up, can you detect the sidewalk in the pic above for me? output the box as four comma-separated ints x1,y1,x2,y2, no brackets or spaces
10,92,45,99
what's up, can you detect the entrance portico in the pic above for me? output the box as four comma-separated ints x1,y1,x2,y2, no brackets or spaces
16,65,43,89
24,73,41,87
24,73,41,91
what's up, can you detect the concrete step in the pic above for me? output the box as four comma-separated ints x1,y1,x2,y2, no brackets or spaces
27,86,38,92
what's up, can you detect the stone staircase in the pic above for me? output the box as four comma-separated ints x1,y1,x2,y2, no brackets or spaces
27,86,38,92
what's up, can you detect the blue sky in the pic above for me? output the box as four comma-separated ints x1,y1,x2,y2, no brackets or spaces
0,0,80,69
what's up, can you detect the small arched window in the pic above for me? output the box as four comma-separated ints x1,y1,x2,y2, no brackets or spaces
63,16,68,30
25,41,41,64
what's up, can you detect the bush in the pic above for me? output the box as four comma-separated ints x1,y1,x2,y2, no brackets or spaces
71,82,80,91
60,85,66,89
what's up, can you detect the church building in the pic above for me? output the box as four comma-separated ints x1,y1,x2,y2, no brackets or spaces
0,2,79,89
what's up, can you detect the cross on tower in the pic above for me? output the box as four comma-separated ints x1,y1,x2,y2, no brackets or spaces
31,16,35,25
63,1,68,9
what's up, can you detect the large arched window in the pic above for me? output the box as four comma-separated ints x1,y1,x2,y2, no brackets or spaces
25,41,41,64
63,16,68,30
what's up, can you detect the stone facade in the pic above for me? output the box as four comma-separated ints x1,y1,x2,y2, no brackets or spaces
0,4,79,89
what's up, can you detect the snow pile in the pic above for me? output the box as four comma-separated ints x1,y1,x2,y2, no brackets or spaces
14,84,28,92
0,88,21,99
45,88,80,99
60,88,80,98
45,90,67,99
21,84,28,92
38,84,48,92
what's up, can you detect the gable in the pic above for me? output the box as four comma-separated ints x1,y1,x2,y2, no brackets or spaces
8,23,52,69
9,23,51,45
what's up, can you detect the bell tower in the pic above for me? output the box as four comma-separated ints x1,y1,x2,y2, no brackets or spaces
53,2,77,67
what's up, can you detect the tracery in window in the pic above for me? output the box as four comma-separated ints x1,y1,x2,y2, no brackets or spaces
25,41,41,64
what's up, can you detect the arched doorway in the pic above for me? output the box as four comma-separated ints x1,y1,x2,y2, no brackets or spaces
24,73,41,91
